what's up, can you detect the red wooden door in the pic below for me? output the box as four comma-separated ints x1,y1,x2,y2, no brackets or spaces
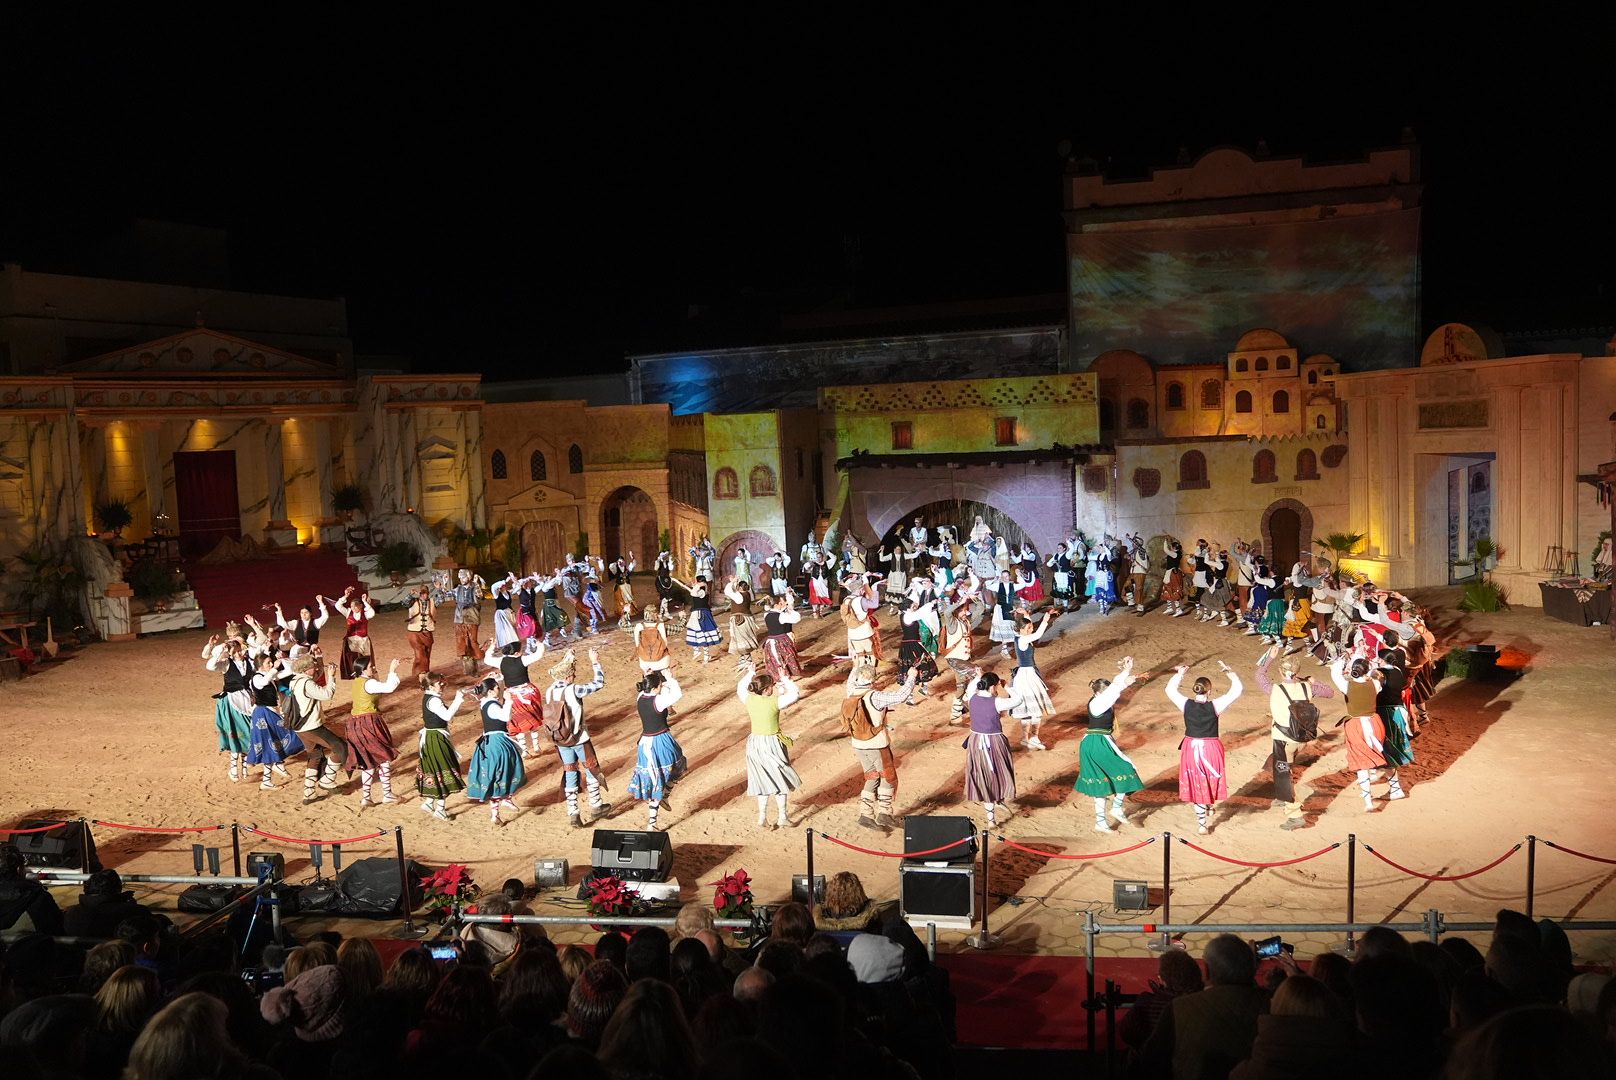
174,450,241,559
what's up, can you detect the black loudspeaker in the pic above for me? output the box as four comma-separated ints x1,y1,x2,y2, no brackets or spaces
899,865,976,922
246,851,287,881
902,815,976,866
12,821,101,871
792,874,825,905
534,858,569,889
335,858,427,917
178,883,245,913
591,830,673,883
1113,879,1150,911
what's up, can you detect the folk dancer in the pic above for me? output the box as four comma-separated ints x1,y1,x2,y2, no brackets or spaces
415,672,467,821
628,671,686,831
332,586,375,679
559,559,587,639
1330,654,1405,810
653,551,680,623
1125,534,1150,615
800,530,824,569
466,678,526,825
246,652,304,791
1075,657,1145,832
939,595,977,724
1164,661,1243,835
1010,608,1055,750
765,551,792,602
897,595,940,702
806,558,833,618
287,653,347,804
541,649,612,827
962,672,1021,828
482,638,549,756
1375,645,1418,767
1231,541,1258,629
491,576,520,651
878,538,910,611
345,656,404,806
843,657,919,831
203,633,254,782
1200,546,1235,626
1090,540,1120,615
580,574,609,635
840,574,883,662
907,516,930,551
730,544,753,587
403,583,437,677
1160,538,1188,617
737,663,803,829
723,576,761,668
608,554,638,629
673,574,722,663
1255,645,1332,830
1252,561,1287,644
513,574,540,647
633,609,674,677
539,570,572,646
689,537,717,581
988,571,1020,658
760,592,804,681
273,598,329,657
1047,542,1077,614
965,523,998,583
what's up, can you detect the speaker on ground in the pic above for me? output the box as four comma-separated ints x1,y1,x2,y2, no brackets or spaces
902,815,976,866
590,829,673,883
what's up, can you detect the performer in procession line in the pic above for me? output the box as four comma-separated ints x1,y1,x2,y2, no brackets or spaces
1090,538,1120,616
514,573,541,647
1330,654,1405,810
1164,660,1243,835
344,656,404,807
653,552,681,624
723,574,761,668
737,661,803,829
842,657,919,831
628,671,686,832
1125,534,1150,616
1254,644,1331,830
1160,537,1188,617
415,671,466,821
988,570,1019,658
287,652,346,804
246,652,303,791
332,585,376,679
896,594,940,702
540,569,573,646
540,648,612,828
1016,542,1043,603
961,671,1021,828
761,591,804,682
840,573,883,662
273,598,329,656
939,594,977,725
765,550,792,603
203,632,254,783
672,573,722,663
482,637,549,756
1047,541,1077,614
466,677,526,826
491,576,520,651
1009,608,1055,750
807,558,833,618
1074,656,1145,832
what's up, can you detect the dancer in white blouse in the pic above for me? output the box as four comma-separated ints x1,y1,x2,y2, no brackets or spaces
416,672,467,821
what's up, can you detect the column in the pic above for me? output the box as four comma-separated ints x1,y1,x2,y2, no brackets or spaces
139,421,167,530
82,422,109,524
263,418,297,546
461,407,487,528
400,408,421,513
311,418,344,547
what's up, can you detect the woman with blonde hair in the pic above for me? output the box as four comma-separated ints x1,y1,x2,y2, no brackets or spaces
282,941,337,983
124,992,268,1080
558,944,593,983
736,662,802,829
85,964,161,1079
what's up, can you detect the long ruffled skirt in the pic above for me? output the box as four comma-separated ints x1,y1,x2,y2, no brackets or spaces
1178,737,1228,804
762,633,802,680
416,728,464,798
628,731,686,802
214,697,252,755
685,607,722,647
467,731,526,801
963,731,1016,804
494,608,519,649
343,712,395,771
744,734,802,796
1010,666,1054,719
1075,731,1143,796
247,706,304,766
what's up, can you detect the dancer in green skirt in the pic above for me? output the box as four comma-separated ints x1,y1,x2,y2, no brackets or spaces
1075,656,1145,833
415,671,467,821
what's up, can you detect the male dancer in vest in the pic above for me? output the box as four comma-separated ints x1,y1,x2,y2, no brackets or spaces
1125,534,1150,615
542,648,612,827
452,569,485,675
840,574,883,661
404,583,437,677
288,652,346,803
843,657,919,831
939,594,978,724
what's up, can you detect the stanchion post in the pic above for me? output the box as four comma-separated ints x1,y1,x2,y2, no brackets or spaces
970,829,999,950
805,829,815,920
1084,908,1098,1053
1525,835,1537,919
926,922,937,962
1151,831,1173,952
78,818,91,873
1345,833,1357,955
230,823,243,878
394,827,416,934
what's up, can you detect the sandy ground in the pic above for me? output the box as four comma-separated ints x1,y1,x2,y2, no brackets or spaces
6,586,1616,961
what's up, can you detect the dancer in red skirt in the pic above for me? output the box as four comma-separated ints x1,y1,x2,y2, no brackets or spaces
345,657,403,807
333,586,376,679
481,639,549,756
1164,660,1244,835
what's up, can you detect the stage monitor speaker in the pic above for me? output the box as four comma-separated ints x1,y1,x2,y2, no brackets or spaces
792,874,825,906
591,829,673,883
902,815,976,866
334,858,427,917
12,820,100,871
1113,879,1150,912
534,858,569,890
899,865,975,924
246,851,286,881
178,883,245,913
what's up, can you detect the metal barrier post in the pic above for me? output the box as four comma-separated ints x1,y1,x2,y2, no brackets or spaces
1084,908,1098,1052
969,829,998,950
1425,908,1442,944
1525,835,1537,919
394,827,418,935
926,922,936,962
1150,831,1173,952
78,818,91,873
1345,833,1357,955
805,828,815,920
230,823,243,878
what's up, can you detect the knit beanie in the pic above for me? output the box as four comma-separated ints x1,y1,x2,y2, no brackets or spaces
846,933,905,984
260,964,347,1041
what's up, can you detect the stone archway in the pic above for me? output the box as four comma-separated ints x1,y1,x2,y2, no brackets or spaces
894,498,1036,555
717,529,780,590
1260,498,1314,572
600,485,657,563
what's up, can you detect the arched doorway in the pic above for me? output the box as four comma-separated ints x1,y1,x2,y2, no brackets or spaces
601,486,657,563
892,499,1035,555
1260,498,1314,573
717,529,780,590
522,520,567,574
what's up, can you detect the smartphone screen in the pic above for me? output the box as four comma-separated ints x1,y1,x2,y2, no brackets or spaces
428,944,458,961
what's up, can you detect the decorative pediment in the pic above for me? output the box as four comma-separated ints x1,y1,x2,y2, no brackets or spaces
57,329,337,376
504,483,580,511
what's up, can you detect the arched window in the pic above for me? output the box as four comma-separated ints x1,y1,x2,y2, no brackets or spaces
1277,356,1291,370
1307,369,1318,384
568,444,584,474
1201,380,1223,408
1255,356,1270,372
1126,398,1150,429
1099,399,1116,430
1178,450,1209,490
749,464,777,497
1235,359,1249,373
1252,449,1277,484
529,450,546,482
1235,390,1253,413
1272,390,1290,413
1165,382,1185,410
713,468,739,500
1316,414,1328,430
1295,448,1319,480
490,449,507,480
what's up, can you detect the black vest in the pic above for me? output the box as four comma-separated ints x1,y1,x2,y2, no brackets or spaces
292,619,319,646
636,693,668,735
221,660,249,695
251,676,279,709
480,700,506,734
422,694,448,730
901,617,921,644
1183,699,1219,739
495,592,512,611
500,655,530,689
764,611,786,636
1087,700,1115,733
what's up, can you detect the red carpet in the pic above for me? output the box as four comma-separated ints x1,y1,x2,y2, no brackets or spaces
184,548,362,630
941,953,1160,1049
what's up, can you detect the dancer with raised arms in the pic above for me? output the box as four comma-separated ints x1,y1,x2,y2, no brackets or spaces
1010,608,1055,750
1254,644,1332,830
345,656,403,807
465,677,525,826
1164,659,1243,835
481,637,549,757
1075,656,1145,832
736,662,802,830
628,671,686,831
541,648,612,828
415,671,466,821
843,657,919,831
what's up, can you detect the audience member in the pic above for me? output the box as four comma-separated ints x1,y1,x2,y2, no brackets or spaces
1350,956,1446,1080
1135,934,1269,1080
0,843,62,936
1120,947,1204,1051
594,930,629,973
558,943,592,983
1442,1003,1614,1079
79,940,137,994
1307,951,1355,1015
769,902,815,947
565,960,629,1049
1410,941,1461,1013
732,966,774,1004
1437,936,1485,972
83,965,161,1080
626,925,673,983
336,937,384,1005
125,992,276,1080
262,964,352,1076
692,992,754,1046
282,940,337,983
1448,969,1513,1036
1484,932,1548,1002
598,978,700,1080
62,870,151,939
0,993,97,1078
1354,925,1413,962
1229,974,1356,1080
674,901,717,940
753,940,804,980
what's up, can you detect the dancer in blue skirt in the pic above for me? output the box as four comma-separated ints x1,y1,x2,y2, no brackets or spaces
466,677,526,826
245,652,303,791
674,575,722,664
628,671,686,831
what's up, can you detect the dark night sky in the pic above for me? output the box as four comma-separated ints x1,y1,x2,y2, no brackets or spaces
5,15,1613,377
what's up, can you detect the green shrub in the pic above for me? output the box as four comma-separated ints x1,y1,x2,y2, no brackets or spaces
1458,579,1508,612
373,542,421,576
94,499,134,536
127,558,180,600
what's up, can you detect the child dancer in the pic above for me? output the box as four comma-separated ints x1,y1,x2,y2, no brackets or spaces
416,672,466,821
1075,657,1145,832
481,639,549,756
628,671,686,831
1010,608,1055,750
345,657,403,806
737,663,802,829
1164,660,1243,835
542,649,612,827
246,652,303,791
466,678,526,825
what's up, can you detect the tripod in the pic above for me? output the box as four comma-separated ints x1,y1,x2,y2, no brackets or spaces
240,864,283,961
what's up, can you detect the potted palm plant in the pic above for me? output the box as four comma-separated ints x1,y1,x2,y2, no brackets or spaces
1313,531,1365,577
373,542,421,586
333,483,366,522
94,498,135,540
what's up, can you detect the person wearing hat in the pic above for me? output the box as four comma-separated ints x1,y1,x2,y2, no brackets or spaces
1254,644,1335,830
633,607,674,676
541,648,613,827
262,965,350,1075
842,658,917,831
840,574,883,661
62,868,151,939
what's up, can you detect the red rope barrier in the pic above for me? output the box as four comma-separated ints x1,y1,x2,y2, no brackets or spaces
1364,843,1520,882
1177,840,1339,868
996,836,1157,860
244,827,388,846
93,821,227,834
816,832,973,859
0,822,68,835
1542,840,1616,866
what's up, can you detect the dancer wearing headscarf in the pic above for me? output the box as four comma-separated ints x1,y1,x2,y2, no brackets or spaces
1009,609,1055,750
332,586,376,679
466,678,526,825
541,648,611,827
737,663,802,829
1075,656,1144,832
203,632,254,783
962,671,1022,828
246,652,303,791
416,671,466,821
1164,661,1243,835
481,638,549,756
628,671,686,831
344,656,403,806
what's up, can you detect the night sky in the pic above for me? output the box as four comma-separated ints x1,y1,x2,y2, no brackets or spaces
5,16,1612,378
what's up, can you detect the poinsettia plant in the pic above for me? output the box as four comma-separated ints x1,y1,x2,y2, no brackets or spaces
420,863,480,918
586,873,643,919
709,868,753,920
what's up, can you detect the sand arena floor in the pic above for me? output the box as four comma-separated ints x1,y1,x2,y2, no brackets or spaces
5,586,1615,961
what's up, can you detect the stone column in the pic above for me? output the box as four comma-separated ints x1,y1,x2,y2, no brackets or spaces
460,407,488,529
311,417,344,547
138,421,167,530
400,408,422,512
263,418,297,547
